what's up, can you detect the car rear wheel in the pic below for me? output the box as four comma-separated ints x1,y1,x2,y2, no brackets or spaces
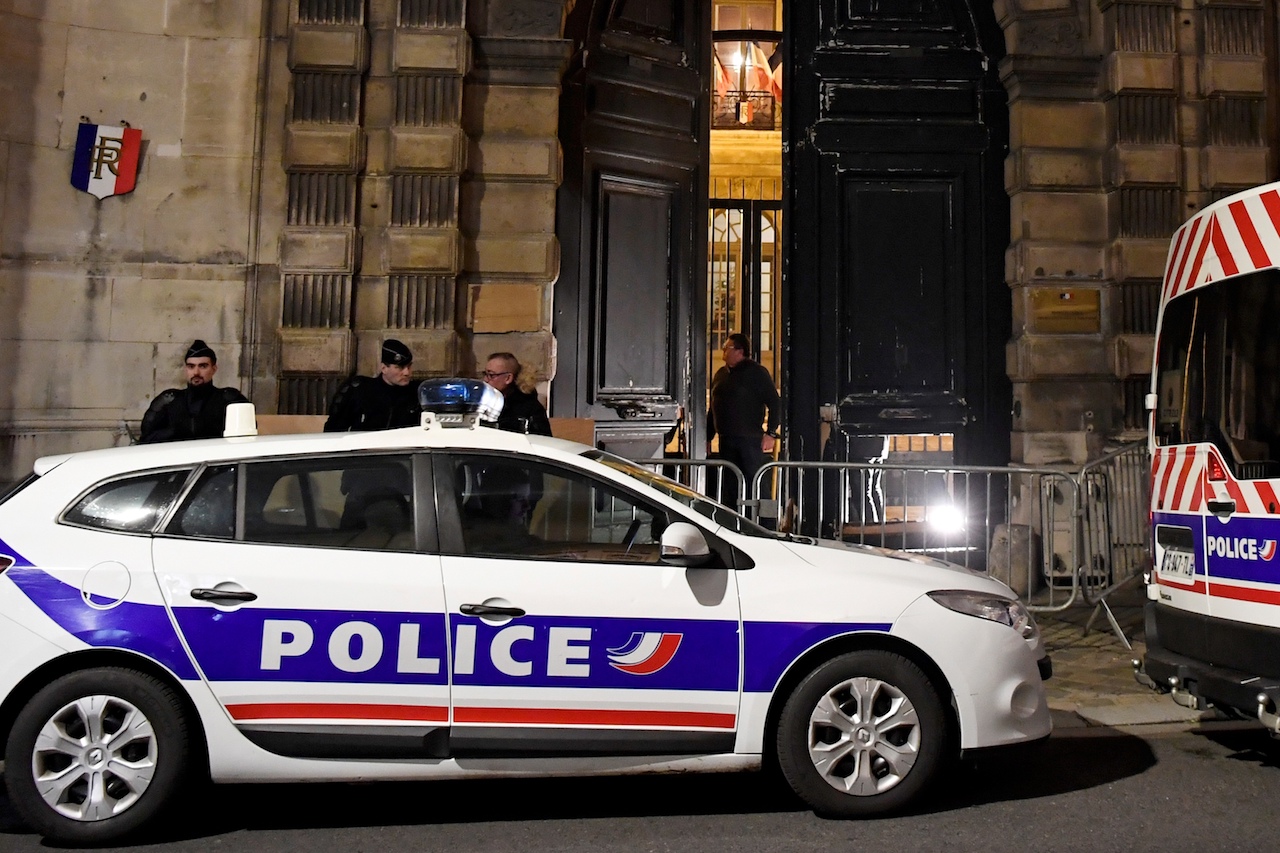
776,650,950,817
4,667,191,845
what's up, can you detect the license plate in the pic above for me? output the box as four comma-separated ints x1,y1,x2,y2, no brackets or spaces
1160,548,1195,581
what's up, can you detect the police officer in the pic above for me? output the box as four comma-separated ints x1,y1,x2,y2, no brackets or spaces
707,332,781,495
139,340,250,444
324,339,421,432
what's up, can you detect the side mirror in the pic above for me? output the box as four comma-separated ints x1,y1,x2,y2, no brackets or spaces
660,521,712,567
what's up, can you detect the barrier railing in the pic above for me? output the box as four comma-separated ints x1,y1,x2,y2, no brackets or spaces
626,446,1153,616
751,460,1084,612
1078,441,1151,604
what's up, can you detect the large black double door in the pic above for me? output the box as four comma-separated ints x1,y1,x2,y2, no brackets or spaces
783,0,1011,464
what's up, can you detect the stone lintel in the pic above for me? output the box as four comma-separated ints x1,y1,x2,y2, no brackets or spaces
278,329,352,373
1109,144,1181,186
289,25,369,72
469,282,544,332
1105,53,1177,94
1011,191,1110,242
386,228,462,273
1201,57,1267,96
999,54,1104,102
284,126,364,171
1110,238,1170,281
1008,334,1112,380
1008,149,1103,190
280,228,358,272
1201,147,1270,189
1113,333,1155,378
1005,242,1108,284
391,127,468,173
393,30,470,74
1010,101,1108,149
464,235,559,278
470,36,573,85
470,137,559,182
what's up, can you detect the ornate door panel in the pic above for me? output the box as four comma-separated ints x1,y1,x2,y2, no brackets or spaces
556,0,711,459
785,0,1011,464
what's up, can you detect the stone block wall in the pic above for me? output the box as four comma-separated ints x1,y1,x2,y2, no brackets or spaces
1000,0,1273,464
0,2,267,482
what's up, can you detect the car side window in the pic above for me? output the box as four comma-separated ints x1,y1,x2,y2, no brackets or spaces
167,465,237,539
242,455,414,551
452,455,667,563
63,469,192,533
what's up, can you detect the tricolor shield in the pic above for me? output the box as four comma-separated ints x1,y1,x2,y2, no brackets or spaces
70,123,142,199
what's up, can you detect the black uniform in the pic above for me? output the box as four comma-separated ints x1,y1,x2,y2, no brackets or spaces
495,387,552,436
139,384,249,443
708,358,781,491
324,375,421,432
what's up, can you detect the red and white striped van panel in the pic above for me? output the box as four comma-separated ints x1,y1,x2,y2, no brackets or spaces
1153,445,1280,516
1161,183,1280,307
1151,446,1203,513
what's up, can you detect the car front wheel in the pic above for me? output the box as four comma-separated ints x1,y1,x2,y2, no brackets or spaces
4,667,191,845
776,650,950,817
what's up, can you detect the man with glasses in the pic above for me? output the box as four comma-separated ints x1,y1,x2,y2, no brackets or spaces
324,339,421,432
707,333,781,500
482,352,552,436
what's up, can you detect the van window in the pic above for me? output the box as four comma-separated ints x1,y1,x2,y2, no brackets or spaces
1156,269,1280,478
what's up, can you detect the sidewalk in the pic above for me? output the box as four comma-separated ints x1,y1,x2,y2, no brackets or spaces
1035,584,1227,732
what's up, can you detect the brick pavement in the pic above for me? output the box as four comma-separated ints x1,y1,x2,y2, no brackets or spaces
1033,585,1224,730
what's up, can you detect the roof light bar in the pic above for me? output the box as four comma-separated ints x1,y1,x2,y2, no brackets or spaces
418,378,504,429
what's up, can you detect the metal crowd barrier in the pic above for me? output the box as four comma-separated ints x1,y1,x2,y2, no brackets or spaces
750,460,1084,612
628,444,1153,615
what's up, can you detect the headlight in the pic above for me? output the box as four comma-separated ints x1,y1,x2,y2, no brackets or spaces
927,590,1038,642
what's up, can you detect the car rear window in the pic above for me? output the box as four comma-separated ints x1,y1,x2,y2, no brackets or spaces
63,469,193,533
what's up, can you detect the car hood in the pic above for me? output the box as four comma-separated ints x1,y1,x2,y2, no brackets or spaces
775,535,1018,597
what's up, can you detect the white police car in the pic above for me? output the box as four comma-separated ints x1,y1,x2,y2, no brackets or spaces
0,380,1051,844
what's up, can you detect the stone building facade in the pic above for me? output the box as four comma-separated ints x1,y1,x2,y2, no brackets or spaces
0,0,1275,483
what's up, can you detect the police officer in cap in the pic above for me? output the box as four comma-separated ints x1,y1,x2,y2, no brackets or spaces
139,340,250,443
324,339,421,432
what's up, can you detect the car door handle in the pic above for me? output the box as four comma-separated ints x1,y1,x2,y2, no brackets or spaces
1207,499,1236,514
190,588,258,603
459,603,526,618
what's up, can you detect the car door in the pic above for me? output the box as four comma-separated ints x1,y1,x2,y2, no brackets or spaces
152,452,451,759
435,452,742,756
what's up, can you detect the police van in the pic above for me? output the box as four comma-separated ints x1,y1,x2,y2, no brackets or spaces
1137,181,1280,730
0,381,1051,844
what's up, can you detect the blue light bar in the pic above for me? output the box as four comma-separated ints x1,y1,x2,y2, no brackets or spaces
418,378,504,424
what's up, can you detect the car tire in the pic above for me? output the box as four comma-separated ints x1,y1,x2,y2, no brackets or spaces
4,667,191,845
776,650,950,817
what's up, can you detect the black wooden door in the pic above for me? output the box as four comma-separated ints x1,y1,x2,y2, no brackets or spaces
555,0,711,460
784,0,1011,465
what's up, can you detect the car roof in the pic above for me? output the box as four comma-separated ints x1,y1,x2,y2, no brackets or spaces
34,425,592,477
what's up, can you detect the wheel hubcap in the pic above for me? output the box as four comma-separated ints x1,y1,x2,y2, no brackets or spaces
30,694,158,822
806,676,921,796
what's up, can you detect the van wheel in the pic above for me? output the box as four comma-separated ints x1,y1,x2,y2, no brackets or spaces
4,668,190,845
776,651,949,817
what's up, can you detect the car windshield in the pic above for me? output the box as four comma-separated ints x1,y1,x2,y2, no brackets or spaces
583,449,775,537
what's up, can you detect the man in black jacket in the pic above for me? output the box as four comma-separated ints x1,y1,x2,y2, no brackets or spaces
483,352,552,436
707,333,781,497
139,340,249,443
324,339,421,432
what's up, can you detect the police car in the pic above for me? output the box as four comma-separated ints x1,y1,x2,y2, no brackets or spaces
0,380,1051,844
